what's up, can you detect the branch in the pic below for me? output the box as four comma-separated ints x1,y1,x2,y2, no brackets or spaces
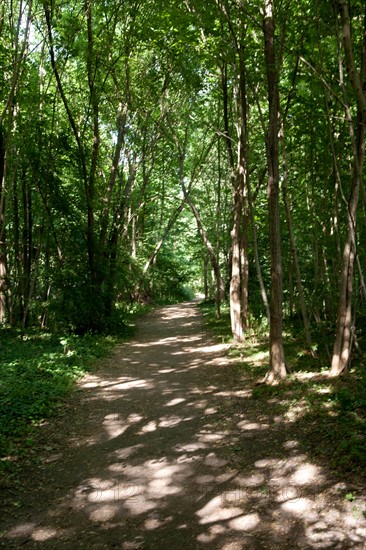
337,0,366,122
0,1,33,125
43,2,88,185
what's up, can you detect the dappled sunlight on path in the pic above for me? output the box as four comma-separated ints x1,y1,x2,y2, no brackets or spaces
1,302,365,549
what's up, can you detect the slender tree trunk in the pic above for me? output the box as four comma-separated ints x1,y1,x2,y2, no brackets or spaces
41,235,51,328
21,169,32,327
240,206,249,330
288,254,295,318
280,122,313,353
215,118,222,317
105,155,136,309
99,100,127,253
0,247,6,323
263,0,287,382
331,116,365,375
331,1,366,375
230,191,244,340
0,0,32,126
0,0,28,323
85,0,99,297
0,125,6,322
322,249,333,321
13,165,22,323
204,255,209,300
184,193,225,304
311,148,321,324
131,215,137,259
44,2,100,329
237,41,249,333
22,232,43,332
135,202,186,300
247,177,270,323
221,63,245,341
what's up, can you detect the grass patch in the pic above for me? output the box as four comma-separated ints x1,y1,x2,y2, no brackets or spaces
0,307,143,473
198,300,232,343
0,329,117,467
199,300,366,477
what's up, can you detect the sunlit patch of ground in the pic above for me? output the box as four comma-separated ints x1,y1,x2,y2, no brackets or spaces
1,303,365,549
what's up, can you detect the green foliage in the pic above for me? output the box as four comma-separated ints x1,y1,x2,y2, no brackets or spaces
334,384,366,413
201,300,366,475
0,0,365,406
0,328,117,465
199,300,232,343
141,252,196,304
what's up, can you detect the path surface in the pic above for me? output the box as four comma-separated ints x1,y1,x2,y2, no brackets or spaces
1,303,365,549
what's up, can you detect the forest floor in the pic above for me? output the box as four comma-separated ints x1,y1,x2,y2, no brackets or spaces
0,302,365,549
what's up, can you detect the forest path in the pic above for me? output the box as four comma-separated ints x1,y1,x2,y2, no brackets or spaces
1,302,365,549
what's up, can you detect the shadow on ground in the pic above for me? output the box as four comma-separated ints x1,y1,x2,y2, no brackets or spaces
0,303,365,549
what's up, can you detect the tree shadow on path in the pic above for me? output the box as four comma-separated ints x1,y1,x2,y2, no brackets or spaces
1,303,365,549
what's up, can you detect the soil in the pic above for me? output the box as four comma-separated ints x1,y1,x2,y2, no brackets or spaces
0,302,365,549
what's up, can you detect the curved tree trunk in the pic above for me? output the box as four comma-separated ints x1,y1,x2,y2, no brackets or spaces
331,0,366,375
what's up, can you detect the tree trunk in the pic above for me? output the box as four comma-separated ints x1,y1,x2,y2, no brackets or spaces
230,196,244,341
331,0,366,375
240,207,249,330
215,118,222,318
13,164,21,323
331,115,365,375
185,193,225,304
247,177,271,324
135,201,186,300
237,41,249,334
203,255,209,300
263,0,287,382
221,63,245,341
131,215,137,259
0,124,6,322
280,121,313,353
21,169,32,327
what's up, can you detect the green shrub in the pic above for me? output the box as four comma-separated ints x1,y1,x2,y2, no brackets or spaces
0,328,116,462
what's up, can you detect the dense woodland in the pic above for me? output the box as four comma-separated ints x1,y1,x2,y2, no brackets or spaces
0,0,365,387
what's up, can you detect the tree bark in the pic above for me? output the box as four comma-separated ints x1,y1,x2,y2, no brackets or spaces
240,207,249,330
221,63,245,341
21,169,32,327
135,201,186,300
184,193,225,304
0,125,6,322
331,1,366,375
237,41,249,334
247,175,271,324
280,122,313,353
263,0,287,382
0,0,33,322
203,255,209,300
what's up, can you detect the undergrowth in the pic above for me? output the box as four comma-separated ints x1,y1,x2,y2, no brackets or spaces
199,300,366,477
0,313,140,472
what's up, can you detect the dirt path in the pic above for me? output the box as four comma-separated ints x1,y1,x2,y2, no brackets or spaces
1,302,365,549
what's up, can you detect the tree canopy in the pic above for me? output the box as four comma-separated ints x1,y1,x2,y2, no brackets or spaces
0,0,365,380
